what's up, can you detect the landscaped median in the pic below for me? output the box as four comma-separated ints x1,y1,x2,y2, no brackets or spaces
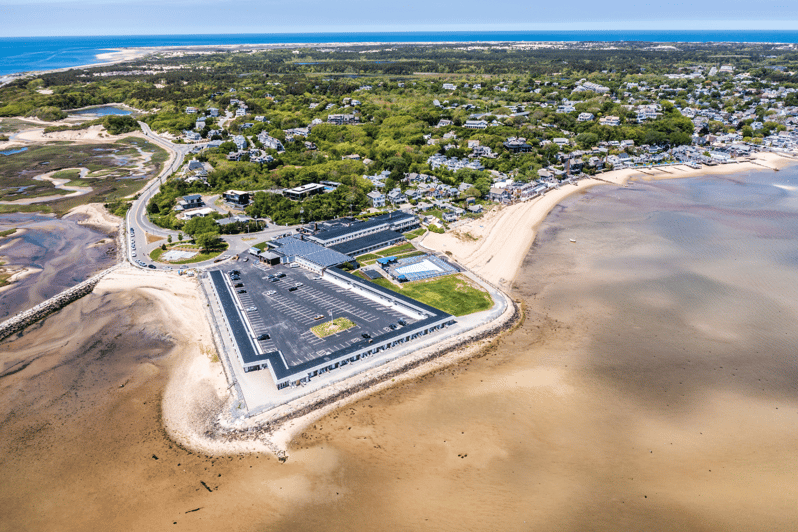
354,271,493,317
311,317,356,338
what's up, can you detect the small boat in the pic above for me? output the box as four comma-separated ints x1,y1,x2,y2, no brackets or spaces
569,238,577,243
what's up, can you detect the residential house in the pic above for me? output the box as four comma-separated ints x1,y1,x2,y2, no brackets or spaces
174,194,204,212
222,190,251,207
232,135,247,151
503,137,532,153
327,114,359,125
366,191,385,208
463,119,488,129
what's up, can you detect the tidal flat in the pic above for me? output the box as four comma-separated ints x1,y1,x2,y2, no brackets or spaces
1,168,797,531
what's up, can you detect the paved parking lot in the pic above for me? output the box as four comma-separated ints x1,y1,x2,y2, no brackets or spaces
211,262,415,368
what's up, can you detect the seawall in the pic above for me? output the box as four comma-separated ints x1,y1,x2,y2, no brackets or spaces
0,263,124,342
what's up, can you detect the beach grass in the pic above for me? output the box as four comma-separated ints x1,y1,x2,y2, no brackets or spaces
52,168,82,180
311,317,355,338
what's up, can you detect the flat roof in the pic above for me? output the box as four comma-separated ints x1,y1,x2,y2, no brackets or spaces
270,236,351,268
210,265,453,383
330,229,404,256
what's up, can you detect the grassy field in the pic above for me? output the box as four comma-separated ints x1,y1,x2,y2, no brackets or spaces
311,317,355,338
356,242,419,264
52,168,82,180
0,137,167,214
360,273,493,316
403,227,426,240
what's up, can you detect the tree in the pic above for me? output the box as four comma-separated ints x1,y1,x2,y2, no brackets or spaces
167,234,172,244
195,231,221,251
178,232,183,241
182,215,218,236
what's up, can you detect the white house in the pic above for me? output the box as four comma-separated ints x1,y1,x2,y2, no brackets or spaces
367,191,385,208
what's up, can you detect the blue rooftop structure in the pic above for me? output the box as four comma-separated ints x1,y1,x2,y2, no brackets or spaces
270,236,352,269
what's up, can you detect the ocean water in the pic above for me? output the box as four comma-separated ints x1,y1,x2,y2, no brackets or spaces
2,30,798,76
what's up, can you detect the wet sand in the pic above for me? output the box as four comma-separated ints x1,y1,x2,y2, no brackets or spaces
2,168,798,530
0,212,117,319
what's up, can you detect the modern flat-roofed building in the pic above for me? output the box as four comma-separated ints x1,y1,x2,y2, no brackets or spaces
284,183,327,201
223,190,251,207
307,211,418,247
207,267,454,390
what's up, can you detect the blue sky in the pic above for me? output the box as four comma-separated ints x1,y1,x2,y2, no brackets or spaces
3,0,798,37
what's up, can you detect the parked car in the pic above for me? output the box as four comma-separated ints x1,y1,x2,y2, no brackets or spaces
314,314,324,320
266,290,276,295
257,333,270,341
361,333,371,339
288,286,298,292
246,306,257,312
148,264,156,269
234,283,243,288
237,289,247,294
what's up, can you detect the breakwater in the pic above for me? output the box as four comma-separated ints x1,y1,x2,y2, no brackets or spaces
0,263,123,342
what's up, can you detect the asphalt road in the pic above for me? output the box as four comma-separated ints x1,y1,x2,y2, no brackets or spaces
124,122,299,271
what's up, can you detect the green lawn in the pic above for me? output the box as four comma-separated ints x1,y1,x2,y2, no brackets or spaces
361,273,493,316
403,227,426,240
311,317,355,338
151,242,228,264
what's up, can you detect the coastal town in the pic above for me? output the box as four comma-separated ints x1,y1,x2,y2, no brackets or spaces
2,42,798,408
3,35,798,532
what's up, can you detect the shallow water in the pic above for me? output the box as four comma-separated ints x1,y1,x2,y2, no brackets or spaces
1,168,798,531
0,212,116,319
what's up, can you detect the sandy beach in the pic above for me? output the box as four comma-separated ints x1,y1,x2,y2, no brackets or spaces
2,156,798,530
422,152,797,287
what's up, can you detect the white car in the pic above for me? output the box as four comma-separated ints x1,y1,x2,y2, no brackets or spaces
246,306,257,312
266,290,276,295
132,252,137,257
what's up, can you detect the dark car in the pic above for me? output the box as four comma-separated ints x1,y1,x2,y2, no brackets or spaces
288,286,298,292
276,273,286,278
398,319,407,326
237,289,247,294
148,264,156,269
257,333,270,341
389,323,398,330
234,283,243,288
361,332,371,339
270,277,279,282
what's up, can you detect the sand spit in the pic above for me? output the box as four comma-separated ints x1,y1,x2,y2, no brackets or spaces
423,152,797,288
65,203,122,235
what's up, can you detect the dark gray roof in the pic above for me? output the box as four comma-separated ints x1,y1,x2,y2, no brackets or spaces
330,229,405,256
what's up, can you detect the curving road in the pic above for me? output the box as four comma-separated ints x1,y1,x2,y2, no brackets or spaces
125,122,298,271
